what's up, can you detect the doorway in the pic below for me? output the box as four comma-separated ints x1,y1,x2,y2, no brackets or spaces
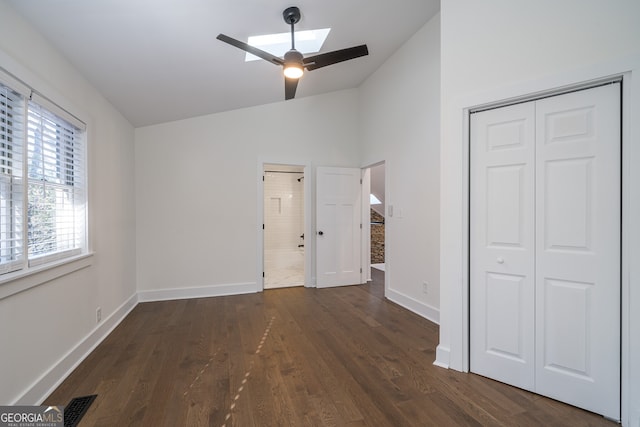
368,163,386,274
469,82,621,419
263,164,305,289
361,162,386,296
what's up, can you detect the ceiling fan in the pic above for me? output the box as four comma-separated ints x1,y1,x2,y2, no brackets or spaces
217,6,369,100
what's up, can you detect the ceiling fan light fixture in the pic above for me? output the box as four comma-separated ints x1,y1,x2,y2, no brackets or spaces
283,49,304,79
283,63,304,79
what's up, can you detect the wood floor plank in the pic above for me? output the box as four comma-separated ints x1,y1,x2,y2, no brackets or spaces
43,271,618,426
274,298,367,425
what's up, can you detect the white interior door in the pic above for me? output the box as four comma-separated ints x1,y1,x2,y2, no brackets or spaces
470,102,536,391
534,84,620,418
470,83,621,419
316,167,362,288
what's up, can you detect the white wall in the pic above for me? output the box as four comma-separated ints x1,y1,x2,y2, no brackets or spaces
0,1,136,404
359,15,441,322
135,90,360,299
438,1,640,425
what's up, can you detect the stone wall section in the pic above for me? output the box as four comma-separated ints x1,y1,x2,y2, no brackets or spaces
371,209,385,263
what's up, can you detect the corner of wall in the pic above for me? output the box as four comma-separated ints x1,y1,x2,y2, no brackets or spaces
14,293,138,405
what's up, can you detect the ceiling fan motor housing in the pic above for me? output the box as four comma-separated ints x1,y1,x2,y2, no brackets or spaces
284,49,303,63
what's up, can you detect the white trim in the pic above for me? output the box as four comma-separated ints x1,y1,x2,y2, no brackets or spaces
434,345,450,369
257,161,264,290
0,253,93,300
386,288,439,325
137,282,257,303
0,51,90,130
620,68,637,427
13,292,138,405
0,66,30,97
361,168,371,282
30,91,86,131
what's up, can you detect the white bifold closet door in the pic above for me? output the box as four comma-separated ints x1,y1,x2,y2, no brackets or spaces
470,83,620,419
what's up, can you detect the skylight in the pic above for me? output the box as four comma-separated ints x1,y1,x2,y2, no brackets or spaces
370,194,381,205
245,28,331,62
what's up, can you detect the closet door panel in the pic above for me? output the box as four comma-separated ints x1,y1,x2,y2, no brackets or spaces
470,102,535,391
535,83,620,420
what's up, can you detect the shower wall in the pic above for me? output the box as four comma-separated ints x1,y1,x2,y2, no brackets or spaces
264,168,304,288
264,171,304,250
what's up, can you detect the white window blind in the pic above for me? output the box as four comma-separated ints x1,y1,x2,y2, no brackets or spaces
27,101,86,266
0,67,87,277
0,83,25,274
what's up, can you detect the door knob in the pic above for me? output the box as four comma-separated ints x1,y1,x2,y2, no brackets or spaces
497,257,504,264
318,231,324,236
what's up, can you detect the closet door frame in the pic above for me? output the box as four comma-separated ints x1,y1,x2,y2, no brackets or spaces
469,83,621,418
460,74,631,423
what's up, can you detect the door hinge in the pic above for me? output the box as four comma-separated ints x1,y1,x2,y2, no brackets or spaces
360,178,363,184
262,224,265,230
360,268,362,273
360,223,362,229
262,175,265,181
263,272,265,278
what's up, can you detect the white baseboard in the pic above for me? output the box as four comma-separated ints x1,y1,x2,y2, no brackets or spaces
386,288,439,325
14,292,139,405
138,282,257,302
434,345,451,369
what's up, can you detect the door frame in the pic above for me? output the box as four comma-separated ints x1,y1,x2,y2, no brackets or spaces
461,74,630,422
361,160,387,289
257,159,312,291
361,167,372,283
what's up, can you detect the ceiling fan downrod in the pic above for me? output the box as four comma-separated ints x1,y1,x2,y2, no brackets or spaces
283,6,301,50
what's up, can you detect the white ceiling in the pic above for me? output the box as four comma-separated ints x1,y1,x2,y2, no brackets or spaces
8,0,440,127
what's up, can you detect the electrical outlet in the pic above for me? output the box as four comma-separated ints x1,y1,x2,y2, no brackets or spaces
96,307,102,323
423,282,429,294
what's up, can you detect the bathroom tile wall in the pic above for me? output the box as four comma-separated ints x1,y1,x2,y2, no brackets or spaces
264,172,305,251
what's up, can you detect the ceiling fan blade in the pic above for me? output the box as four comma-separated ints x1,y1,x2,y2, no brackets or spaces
303,45,368,71
284,77,299,100
217,34,284,66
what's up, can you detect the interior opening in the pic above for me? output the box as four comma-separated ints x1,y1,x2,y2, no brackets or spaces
369,163,386,292
263,164,305,289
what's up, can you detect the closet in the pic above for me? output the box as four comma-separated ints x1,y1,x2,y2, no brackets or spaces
469,83,621,419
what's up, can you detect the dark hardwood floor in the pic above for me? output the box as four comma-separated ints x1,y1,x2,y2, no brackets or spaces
45,270,616,426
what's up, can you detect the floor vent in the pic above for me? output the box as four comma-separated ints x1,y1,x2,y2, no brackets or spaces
64,394,97,427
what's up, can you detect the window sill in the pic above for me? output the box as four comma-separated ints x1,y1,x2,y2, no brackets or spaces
0,253,94,301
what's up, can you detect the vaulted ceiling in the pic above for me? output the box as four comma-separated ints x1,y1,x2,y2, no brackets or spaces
8,0,440,127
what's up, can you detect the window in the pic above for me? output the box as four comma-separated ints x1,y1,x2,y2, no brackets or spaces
27,101,86,266
0,71,87,277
